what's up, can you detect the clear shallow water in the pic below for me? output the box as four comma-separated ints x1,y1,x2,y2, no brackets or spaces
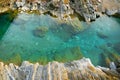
0,13,120,66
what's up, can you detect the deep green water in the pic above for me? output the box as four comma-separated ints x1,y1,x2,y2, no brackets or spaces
0,13,12,39
0,13,120,66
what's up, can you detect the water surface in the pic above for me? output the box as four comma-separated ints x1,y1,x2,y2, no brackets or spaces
0,13,120,66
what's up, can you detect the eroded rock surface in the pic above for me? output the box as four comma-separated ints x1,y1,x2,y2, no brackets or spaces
70,0,120,21
0,58,120,80
1,0,120,21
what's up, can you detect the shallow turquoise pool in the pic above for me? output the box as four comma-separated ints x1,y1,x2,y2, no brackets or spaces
0,13,120,66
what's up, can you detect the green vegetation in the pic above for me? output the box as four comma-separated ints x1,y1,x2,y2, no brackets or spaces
54,47,83,63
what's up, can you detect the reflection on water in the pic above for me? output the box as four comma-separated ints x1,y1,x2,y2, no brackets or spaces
0,13,120,66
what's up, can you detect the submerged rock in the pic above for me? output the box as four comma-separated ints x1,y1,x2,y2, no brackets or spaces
50,18,84,41
33,26,48,38
53,46,83,62
99,44,120,67
113,43,120,53
97,31,108,39
0,58,120,80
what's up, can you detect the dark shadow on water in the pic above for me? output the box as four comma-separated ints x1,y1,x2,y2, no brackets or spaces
0,10,18,40
111,15,120,25
112,13,120,19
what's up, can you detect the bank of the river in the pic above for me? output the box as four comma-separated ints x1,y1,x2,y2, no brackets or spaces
0,58,120,80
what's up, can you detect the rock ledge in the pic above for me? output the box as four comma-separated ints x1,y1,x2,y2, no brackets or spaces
0,58,120,80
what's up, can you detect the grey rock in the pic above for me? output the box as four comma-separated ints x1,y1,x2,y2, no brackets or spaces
110,62,116,70
0,0,120,21
0,58,120,80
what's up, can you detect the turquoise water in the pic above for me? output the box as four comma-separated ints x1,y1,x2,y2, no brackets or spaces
0,13,120,66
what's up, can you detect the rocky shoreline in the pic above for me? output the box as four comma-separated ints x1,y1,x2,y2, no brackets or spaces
0,58,120,80
0,0,120,21
2,0,120,21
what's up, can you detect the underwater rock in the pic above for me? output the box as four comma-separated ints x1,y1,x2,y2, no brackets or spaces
7,53,22,65
53,46,83,62
33,26,48,38
66,17,84,33
0,58,120,80
106,42,113,47
50,24,73,41
13,18,26,25
99,44,120,67
50,19,84,41
97,31,108,39
50,24,72,41
113,43,120,53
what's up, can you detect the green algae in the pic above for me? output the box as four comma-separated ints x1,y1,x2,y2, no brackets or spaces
23,46,83,65
11,46,83,65
38,55,48,65
8,53,22,65
53,46,83,63
99,45,120,67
